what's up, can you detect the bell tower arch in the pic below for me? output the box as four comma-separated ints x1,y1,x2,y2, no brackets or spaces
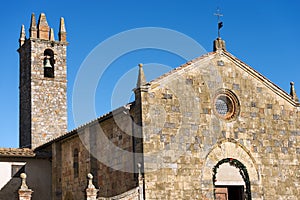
18,13,68,148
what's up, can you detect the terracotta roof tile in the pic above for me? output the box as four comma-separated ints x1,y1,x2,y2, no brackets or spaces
0,148,35,157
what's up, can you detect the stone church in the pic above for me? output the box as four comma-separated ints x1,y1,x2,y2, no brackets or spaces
0,13,299,200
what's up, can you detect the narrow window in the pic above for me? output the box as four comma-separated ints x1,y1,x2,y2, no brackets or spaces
73,148,79,178
43,49,55,78
11,164,25,177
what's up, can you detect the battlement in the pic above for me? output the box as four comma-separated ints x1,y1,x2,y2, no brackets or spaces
19,13,66,47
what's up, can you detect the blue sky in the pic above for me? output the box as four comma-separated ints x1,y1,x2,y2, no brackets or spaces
0,1,299,147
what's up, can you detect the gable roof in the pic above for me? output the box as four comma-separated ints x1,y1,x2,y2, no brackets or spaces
148,49,299,107
222,51,299,106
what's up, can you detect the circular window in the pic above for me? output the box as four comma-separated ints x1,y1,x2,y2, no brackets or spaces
214,89,239,120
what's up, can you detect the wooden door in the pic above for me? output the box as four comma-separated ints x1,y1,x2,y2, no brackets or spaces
215,187,228,200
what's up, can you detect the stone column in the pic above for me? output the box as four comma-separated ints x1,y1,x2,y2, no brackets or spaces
18,173,33,200
86,173,99,200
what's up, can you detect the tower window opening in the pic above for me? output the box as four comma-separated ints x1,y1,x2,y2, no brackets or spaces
73,148,79,178
43,49,55,78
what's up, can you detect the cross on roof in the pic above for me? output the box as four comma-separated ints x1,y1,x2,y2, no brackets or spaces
214,8,224,38
214,8,223,22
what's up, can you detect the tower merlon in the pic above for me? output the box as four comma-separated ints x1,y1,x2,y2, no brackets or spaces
24,13,68,44
30,13,37,39
50,28,55,41
38,13,50,40
58,17,67,42
19,24,26,47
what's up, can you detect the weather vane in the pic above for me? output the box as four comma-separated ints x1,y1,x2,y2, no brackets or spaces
214,8,223,38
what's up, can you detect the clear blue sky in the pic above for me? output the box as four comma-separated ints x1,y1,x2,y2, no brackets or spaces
0,0,299,147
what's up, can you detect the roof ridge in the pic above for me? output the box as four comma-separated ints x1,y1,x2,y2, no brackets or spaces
222,51,299,106
149,52,216,85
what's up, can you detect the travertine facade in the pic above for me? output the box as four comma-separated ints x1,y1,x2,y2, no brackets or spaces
1,13,299,200
138,43,300,199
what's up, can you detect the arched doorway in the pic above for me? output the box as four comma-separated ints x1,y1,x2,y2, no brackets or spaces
213,158,251,200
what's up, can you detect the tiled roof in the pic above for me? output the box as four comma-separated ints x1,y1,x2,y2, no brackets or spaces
0,148,35,158
35,103,133,150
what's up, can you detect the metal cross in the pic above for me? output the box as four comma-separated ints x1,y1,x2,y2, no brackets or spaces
214,8,223,22
214,8,223,38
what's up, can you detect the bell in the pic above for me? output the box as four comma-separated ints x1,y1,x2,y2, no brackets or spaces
44,58,52,68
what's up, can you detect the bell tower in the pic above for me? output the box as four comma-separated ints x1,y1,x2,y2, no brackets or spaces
18,13,68,148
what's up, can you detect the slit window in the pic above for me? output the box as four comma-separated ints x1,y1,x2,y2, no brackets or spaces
73,148,79,178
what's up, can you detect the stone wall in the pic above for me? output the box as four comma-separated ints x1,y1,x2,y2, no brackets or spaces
19,14,67,149
53,107,138,200
140,51,300,199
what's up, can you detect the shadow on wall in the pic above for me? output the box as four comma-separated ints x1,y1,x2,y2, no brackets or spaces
0,159,51,200
0,166,24,200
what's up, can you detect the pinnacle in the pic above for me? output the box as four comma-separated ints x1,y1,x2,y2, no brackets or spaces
136,63,146,88
290,81,299,101
50,28,55,41
59,17,66,32
29,13,37,38
19,24,26,46
30,13,37,28
37,13,50,40
38,13,49,27
213,37,226,52
59,17,67,42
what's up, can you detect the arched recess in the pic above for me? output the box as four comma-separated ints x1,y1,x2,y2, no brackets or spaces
213,158,251,199
200,139,263,200
43,49,55,78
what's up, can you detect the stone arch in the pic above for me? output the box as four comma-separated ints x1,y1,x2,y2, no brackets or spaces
213,158,251,199
43,48,55,78
200,139,263,199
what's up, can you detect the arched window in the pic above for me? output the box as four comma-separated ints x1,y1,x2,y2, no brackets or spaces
43,49,55,78
73,148,79,178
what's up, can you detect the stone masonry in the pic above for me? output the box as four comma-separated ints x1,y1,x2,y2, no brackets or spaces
14,13,300,200
47,105,138,200
138,40,300,199
37,37,300,200
18,13,67,149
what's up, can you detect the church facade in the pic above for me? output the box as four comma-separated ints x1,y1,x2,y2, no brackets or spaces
0,13,300,200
